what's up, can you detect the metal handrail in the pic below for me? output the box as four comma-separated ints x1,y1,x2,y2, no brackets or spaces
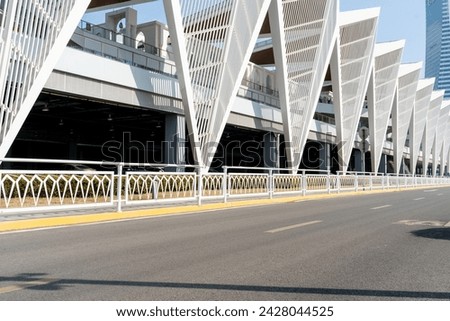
1,158,449,213
69,30,178,78
78,20,172,59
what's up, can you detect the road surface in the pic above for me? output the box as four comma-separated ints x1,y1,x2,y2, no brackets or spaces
0,187,449,300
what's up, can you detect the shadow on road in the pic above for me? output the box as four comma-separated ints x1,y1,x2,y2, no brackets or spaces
411,228,450,241
1,273,450,300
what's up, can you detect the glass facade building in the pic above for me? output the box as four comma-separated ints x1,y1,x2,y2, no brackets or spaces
426,0,450,98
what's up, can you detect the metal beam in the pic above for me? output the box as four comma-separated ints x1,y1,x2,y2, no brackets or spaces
0,0,92,159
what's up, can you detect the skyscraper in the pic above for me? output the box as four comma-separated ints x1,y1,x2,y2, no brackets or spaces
426,0,450,98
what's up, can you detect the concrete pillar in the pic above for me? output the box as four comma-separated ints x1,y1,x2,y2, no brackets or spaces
447,150,450,176
263,132,279,169
319,141,331,171
353,149,362,172
400,159,405,175
378,153,387,174
69,140,77,160
164,114,186,171
432,141,438,177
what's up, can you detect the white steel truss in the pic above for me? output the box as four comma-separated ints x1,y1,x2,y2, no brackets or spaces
422,90,445,175
433,100,450,176
0,0,91,159
269,0,338,170
409,78,435,175
392,63,422,174
331,8,379,172
368,40,404,173
163,0,271,171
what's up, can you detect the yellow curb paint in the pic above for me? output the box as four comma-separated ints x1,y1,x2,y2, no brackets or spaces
0,185,447,233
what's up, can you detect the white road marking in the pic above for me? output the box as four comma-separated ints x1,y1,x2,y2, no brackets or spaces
444,222,450,227
0,278,56,295
438,193,443,196
424,189,438,193
413,197,425,201
371,205,392,210
395,220,446,227
265,220,322,234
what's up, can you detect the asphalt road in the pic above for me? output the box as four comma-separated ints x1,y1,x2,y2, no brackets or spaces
0,187,449,301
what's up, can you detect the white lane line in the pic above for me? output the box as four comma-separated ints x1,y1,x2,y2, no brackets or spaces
444,222,450,228
265,220,322,234
371,205,392,210
413,197,425,201
438,193,443,196
424,189,438,193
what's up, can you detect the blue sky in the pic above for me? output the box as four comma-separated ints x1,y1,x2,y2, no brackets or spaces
84,0,426,65
340,0,425,64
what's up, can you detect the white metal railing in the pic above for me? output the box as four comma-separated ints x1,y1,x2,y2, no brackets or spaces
273,174,303,194
0,170,114,213
202,173,225,198
70,29,177,78
228,173,269,197
1,158,450,214
338,175,358,191
125,172,196,205
306,175,328,192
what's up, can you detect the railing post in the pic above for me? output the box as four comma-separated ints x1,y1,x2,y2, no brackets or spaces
327,170,331,194
302,170,306,197
337,173,341,193
191,171,197,200
152,177,160,200
354,175,358,192
198,169,203,206
269,169,274,199
116,163,123,212
223,167,228,203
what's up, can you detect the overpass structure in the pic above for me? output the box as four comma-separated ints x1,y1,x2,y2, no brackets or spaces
0,0,450,213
